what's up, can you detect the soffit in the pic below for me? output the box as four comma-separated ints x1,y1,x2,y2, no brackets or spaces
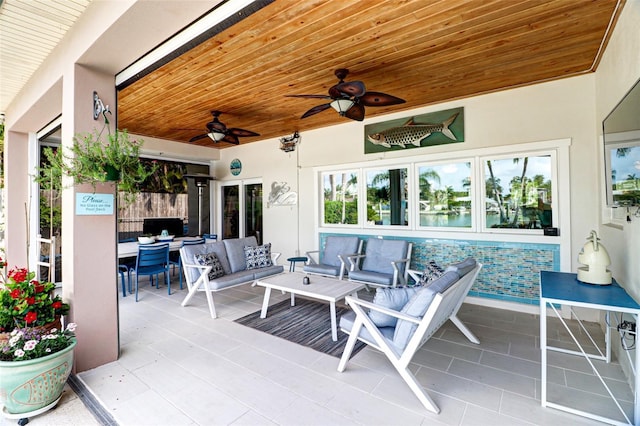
0,0,92,115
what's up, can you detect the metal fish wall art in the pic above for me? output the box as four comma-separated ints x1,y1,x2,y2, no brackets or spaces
367,112,459,148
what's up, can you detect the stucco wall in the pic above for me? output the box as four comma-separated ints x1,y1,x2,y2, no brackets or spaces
597,0,640,302
218,74,598,279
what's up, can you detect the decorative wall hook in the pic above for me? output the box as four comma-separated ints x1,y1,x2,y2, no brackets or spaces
93,91,105,120
279,131,301,152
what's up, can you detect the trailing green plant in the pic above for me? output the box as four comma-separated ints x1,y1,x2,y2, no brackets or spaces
36,129,159,204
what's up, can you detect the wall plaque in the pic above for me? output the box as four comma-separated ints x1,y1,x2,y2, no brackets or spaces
76,193,114,215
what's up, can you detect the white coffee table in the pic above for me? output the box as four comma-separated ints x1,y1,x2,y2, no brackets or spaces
255,272,366,341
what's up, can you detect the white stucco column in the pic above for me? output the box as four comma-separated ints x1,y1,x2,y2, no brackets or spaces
3,131,30,268
61,64,119,372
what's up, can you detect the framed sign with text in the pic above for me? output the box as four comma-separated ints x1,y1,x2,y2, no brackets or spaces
76,193,114,215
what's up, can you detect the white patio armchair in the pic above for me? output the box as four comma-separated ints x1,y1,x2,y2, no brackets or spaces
303,236,362,280
338,259,482,413
347,238,412,288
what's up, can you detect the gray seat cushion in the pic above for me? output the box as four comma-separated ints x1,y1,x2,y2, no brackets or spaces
349,270,393,286
340,311,396,349
303,264,340,276
209,270,255,290
393,271,459,349
253,264,284,279
361,239,410,276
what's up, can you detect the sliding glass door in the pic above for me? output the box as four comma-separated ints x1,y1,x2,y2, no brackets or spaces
220,180,262,243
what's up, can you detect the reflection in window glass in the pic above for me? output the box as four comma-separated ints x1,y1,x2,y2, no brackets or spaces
418,162,472,228
484,155,553,229
366,167,408,226
323,171,358,225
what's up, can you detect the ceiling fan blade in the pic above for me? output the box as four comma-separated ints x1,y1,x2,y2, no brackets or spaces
206,121,226,132
285,94,332,99
301,103,332,118
345,103,365,121
189,134,210,143
229,128,260,137
359,91,406,106
336,81,366,97
328,84,342,99
222,134,240,145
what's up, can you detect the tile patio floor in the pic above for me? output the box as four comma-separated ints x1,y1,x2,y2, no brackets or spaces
2,272,634,425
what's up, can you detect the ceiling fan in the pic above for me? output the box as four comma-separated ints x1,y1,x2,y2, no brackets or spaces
188,111,260,145
286,68,406,121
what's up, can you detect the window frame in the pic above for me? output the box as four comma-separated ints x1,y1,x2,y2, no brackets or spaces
320,169,361,228
363,164,411,229
315,138,569,240
479,149,558,235
414,158,476,232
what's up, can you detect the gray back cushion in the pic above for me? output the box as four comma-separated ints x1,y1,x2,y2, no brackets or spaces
181,242,231,283
361,239,409,275
369,286,419,327
223,236,257,273
393,271,459,349
445,257,477,278
322,236,360,267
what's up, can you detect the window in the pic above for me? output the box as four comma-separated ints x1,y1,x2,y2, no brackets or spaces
317,140,564,236
322,171,358,225
417,161,472,228
366,167,409,226
483,154,553,230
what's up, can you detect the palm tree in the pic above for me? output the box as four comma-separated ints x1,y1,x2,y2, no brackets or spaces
510,157,529,227
419,168,441,205
485,160,507,222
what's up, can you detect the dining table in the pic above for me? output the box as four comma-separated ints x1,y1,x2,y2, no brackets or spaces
117,236,205,259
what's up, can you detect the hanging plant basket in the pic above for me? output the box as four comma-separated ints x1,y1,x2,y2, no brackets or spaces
104,165,120,181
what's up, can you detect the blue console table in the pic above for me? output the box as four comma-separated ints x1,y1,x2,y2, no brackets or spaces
540,271,640,425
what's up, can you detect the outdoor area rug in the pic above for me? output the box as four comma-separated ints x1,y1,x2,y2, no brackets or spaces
235,298,366,358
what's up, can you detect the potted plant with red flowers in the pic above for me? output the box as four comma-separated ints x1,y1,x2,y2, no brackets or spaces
0,263,76,421
0,267,69,335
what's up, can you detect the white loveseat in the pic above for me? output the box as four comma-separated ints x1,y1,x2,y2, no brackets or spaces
180,236,283,318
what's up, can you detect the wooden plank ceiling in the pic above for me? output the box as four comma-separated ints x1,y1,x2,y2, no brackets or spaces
117,0,624,149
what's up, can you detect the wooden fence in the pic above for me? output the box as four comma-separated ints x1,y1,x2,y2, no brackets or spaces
117,192,188,239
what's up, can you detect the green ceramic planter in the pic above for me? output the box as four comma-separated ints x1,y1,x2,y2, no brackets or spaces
0,340,76,415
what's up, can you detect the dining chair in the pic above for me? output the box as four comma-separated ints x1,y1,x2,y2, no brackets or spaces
118,238,136,297
169,238,205,289
132,243,171,301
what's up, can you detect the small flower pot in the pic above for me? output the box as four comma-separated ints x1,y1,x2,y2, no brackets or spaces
0,339,76,416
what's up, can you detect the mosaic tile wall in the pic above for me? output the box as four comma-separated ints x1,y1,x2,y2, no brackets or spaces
320,233,560,305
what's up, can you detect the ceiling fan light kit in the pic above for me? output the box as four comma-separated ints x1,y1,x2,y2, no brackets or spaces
286,68,405,122
330,99,355,115
207,131,226,142
189,110,259,145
